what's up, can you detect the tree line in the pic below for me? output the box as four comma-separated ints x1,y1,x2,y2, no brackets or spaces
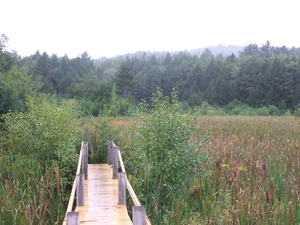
1,34,300,116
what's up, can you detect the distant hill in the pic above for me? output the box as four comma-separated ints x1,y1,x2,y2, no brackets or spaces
188,44,244,57
106,44,244,60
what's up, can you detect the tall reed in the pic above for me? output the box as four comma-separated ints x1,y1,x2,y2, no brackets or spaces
195,116,300,224
0,154,65,224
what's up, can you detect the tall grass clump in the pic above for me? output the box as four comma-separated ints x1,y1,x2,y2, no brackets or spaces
123,89,208,224
0,155,65,224
195,116,300,224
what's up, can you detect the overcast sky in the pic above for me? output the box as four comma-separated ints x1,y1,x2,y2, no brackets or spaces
1,0,300,58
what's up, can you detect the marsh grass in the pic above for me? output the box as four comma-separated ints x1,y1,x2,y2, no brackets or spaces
113,115,300,224
0,155,65,224
195,116,300,224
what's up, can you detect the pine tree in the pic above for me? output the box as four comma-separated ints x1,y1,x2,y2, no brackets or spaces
115,63,134,99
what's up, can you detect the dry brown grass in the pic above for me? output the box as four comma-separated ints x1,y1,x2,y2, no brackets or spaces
195,116,300,224
112,115,300,224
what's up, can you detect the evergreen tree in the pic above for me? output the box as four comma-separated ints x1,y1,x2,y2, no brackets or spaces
33,52,53,93
260,41,272,57
235,56,265,106
266,56,293,108
239,43,260,57
115,63,134,99
0,34,17,72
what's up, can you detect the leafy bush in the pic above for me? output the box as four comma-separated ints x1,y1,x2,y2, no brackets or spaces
81,116,121,163
295,108,300,117
124,89,208,223
0,95,81,185
104,85,136,116
224,100,284,116
78,97,107,116
0,65,42,114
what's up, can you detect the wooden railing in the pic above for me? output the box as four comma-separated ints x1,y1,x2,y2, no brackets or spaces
108,141,152,225
62,141,88,225
62,141,151,225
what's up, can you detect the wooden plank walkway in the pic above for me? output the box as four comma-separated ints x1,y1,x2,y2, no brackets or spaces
75,164,132,225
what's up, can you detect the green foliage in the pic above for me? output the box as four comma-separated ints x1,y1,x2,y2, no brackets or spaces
193,101,225,116
9,41,300,116
223,100,284,116
124,89,208,223
104,84,136,116
239,43,260,56
0,34,17,73
71,72,111,101
0,95,81,185
81,116,121,164
115,63,134,99
78,97,105,116
0,66,42,114
71,72,112,116
1,40,300,117
294,108,300,117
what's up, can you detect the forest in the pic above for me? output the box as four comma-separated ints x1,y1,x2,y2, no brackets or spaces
1,33,300,116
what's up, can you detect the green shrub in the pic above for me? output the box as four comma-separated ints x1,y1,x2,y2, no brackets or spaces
200,101,211,115
268,105,281,115
82,116,121,164
295,108,300,117
256,106,270,116
124,89,208,223
103,84,136,116
0,95,81,185
0,66,42,114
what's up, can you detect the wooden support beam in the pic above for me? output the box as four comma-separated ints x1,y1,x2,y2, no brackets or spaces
118,172,126,205
108,141,113,165
82,141,88,180
76,174,85,206
112,146,119,179
133,206,146,225
66,212,79,225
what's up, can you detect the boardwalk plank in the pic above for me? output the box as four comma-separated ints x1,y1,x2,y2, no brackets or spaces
75,164,132,225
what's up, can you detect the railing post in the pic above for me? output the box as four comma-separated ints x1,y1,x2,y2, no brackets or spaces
133,206,146,225
112,146,119,179
66,212,79,225
76,174,85,206
108,141,113,165
118,172,126,205
82,141,88,180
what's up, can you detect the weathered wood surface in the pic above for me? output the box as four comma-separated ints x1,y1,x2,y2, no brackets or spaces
66,212,79,225
63,147,83,223
75,164,132,225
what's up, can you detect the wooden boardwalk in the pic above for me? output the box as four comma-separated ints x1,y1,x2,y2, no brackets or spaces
75,164,132,225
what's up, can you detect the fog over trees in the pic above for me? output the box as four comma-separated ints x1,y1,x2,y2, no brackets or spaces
1,34,300,116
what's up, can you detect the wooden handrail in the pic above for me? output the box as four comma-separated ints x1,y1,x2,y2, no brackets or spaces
116,144,151,225
126,179,141,206
62,142,84,225
118,150,126,175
